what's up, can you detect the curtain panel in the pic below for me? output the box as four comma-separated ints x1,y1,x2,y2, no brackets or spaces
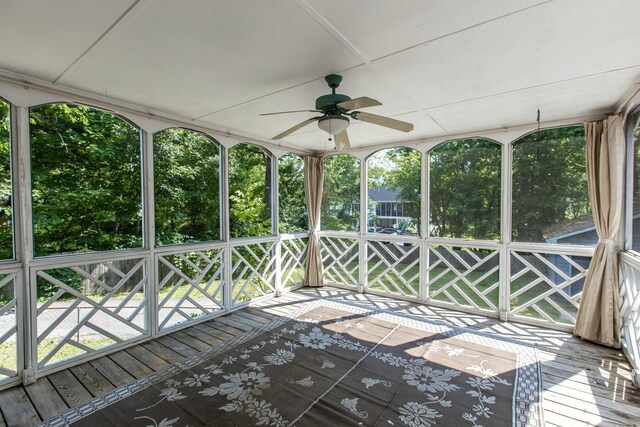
574,115,624,348
304,156,324,287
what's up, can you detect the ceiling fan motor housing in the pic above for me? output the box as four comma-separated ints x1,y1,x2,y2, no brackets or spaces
315,93,351,113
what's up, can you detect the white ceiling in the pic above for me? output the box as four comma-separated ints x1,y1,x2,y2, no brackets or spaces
0,0,639,152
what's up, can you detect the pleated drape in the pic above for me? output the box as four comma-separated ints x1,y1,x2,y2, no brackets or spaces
303,156,324,287
574,116,624,348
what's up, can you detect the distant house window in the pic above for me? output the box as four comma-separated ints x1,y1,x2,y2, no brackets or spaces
512,126,593,245
429,138,501,240
367,148,420,233
321,154,360,232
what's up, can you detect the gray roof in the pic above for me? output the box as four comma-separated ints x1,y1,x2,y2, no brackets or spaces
368,187,401,202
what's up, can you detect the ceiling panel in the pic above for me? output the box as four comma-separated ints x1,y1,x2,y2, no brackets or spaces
57,0,362,119
427,67,640,134
199,66,420,143
306,0,544,61
372,0,640,111
0,0,136,81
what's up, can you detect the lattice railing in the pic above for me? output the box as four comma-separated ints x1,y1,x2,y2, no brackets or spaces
231,241,276,306
509,251,589,326
427,245,500,313
0,270,19,381
620,256,640,385
320,236,359,288
280,236,307,289
157,248,224,331
33,258,147,368
366,240,419,297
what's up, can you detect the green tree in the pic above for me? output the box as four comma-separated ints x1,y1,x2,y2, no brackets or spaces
512,126,589,242
321,154,360,231
30,103,142,256
379,148,421,231
278,154,307,233
0,100,12,260
154,128,220,244
429,139,501,240
228,143,272,237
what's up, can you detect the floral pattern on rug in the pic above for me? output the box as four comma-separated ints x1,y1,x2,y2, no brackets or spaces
38,301,543,427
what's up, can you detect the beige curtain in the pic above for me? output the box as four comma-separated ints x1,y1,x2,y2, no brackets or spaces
304,156,324,287
574,116,624,348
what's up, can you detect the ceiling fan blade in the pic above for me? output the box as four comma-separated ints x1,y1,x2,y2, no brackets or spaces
272,117,320,140
352,111,414,132
260,109,320,116
337,96,382,111
334,130,350,151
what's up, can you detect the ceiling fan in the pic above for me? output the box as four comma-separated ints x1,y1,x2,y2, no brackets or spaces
261,74,414,150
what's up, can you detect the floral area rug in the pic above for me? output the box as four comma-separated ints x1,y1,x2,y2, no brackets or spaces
38,300,543,427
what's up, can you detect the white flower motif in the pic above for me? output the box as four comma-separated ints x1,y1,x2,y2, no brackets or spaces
218,371,271,400
264,349,295,365
205,364,223,375
466,377,494,391
374,352,408,367
472,404,493,418
246,399,273,418
183,373,210,387
399,402,441,426
222,356,237,365
159,387,186,402
403,365,461,393
298,327,334,349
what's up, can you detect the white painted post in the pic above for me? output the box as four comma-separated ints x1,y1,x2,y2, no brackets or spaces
499,142,513,322
221,145,233,309
14,106,36,384
142,130,157,336
273,154,282,297
358,156,367,294
420,148,430,302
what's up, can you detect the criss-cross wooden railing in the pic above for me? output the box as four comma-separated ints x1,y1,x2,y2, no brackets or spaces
230,240,277,306
280,235,307,289
366,240,419,298
509,250,589,326
620,253,640,386
320,235,359,288
32,257,148,369
0,270,20,380
156,248,224,331
427,244,500,313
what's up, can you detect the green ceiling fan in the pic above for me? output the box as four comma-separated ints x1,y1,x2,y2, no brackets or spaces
261,74,414,150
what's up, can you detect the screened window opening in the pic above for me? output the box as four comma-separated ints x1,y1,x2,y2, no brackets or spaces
228,143,273,238
631,117,640,253
512,126,592,245
154,128,220,245
321,154,360,232
0,99,13,260
30,103,143,256
367,147,420,235
278,153,307,234
429,138,501,241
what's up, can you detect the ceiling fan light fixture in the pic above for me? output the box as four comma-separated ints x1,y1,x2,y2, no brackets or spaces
318,115,349,136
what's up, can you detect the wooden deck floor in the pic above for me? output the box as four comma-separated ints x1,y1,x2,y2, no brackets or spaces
0,287,637,426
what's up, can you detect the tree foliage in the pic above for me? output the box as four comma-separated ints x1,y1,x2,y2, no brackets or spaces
512,126,589,242
278,154,307,233
228,143,272,238
429,139,501,240
154,128,220,244
30,103,142,256
0,100,12,259
321,154,360,231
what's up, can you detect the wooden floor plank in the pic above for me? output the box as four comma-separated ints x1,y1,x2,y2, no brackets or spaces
125,345,171,372
169,331,211,352
108,351,154,378
24,378,68,422
155,334,201,358
214,316,253,332
0,387,39,427
141,340,186,364
69,362,115,397
89,356,136,387
47,370,94,409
